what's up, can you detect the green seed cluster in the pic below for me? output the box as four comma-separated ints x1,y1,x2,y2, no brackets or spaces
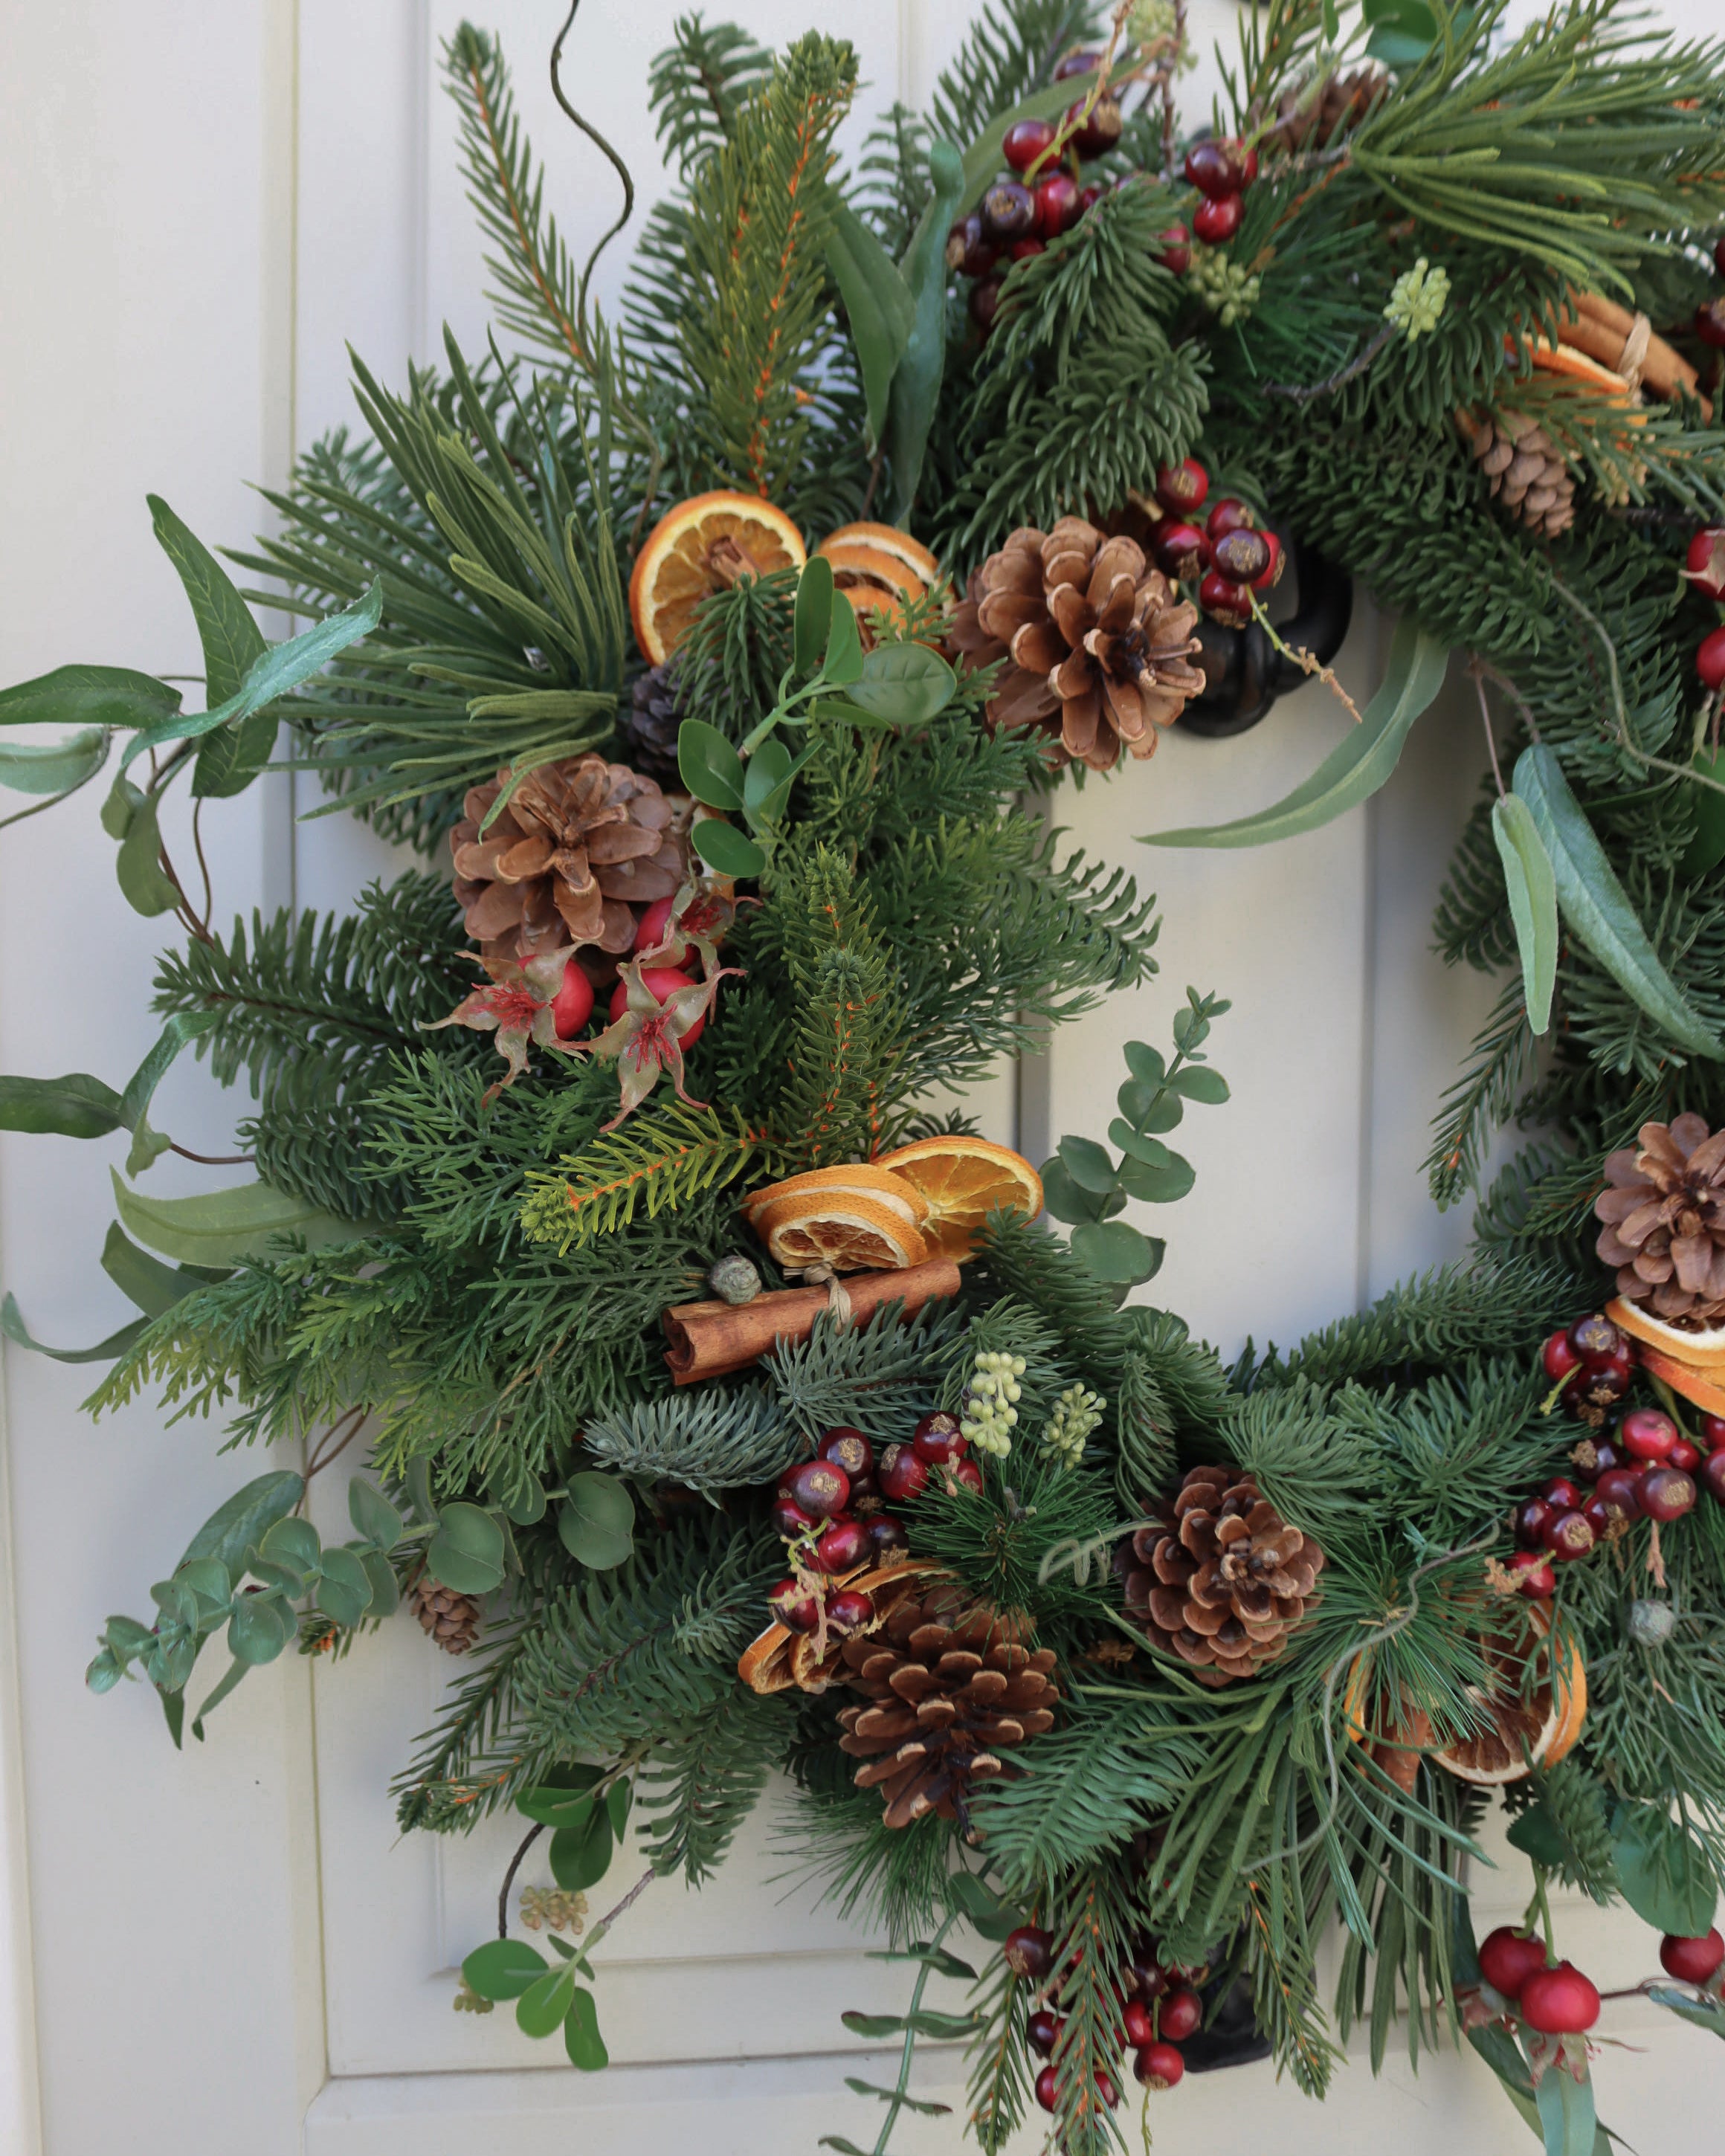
1042,1384,1107,1469
1189,242,1262,327
520,1885,588,1934
960,1351,1027,1459
1384,256,1451,341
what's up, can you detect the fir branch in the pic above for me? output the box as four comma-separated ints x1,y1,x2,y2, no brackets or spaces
646,16,774,177
1424,975,1536,1207
636,1685,787,1884
767,1302,967,1447
926,0,1106,152
392,1618,542,1832
520,1103,793,1249
582,1385,802,1497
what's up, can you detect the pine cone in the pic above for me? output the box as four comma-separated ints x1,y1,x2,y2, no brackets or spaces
946,518,1203,772
1457,409,1576,538
1119,1465,1324,1686
450,753,691,966
621,664,684,786
1266,66,1387,155
1596,1114,1725,1324
409,1573,483,1654
835,1581,1058,1830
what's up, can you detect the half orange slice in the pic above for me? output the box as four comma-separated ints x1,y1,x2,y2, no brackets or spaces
629,490,806,665
752,1190,929,1274
871,1136,1044,1262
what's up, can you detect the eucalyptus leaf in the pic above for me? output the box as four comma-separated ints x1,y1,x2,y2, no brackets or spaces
1123,1041,1167,1085
110,1168,371,1265
1039,1158,1109,1227
0,729,111,798
1071,1220,1164,1285
1108,1120,1171,1168
1056,1135,1116,1195
228,1592,293,1665
1493,793,1559,1034
317,1546,373,1627
347,1476,402,1551
180,1471,305,1575
0,663,179,734
189,1656,251,1740
1168,1066,1229,1104
558,1472,635,1569
258,1514,320,1575
691,819,767,880
1115,1152,1196,1205
428,1501,506,1595
677,720,745,811
1118,1078,1182,1133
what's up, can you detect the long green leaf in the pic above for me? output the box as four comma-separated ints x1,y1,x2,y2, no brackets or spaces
0,1073,123,1140
825,202,914,454
1141,620,1450,848
146,495,274,799
1492,793,1558,1034
0,729,111,798
110,1169,373,1266
100,1222,225,1318
0,1294,146,1365
1514,746,1723,1059
0,665,178,732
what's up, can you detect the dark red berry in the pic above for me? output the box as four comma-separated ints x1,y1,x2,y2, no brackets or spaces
1570,1313,1623,1362
1206,497,1255,542
912,1411,967,1465
768,1578,820,1632
1126,1953,1170,1999
819,1427,874,1479
813,1515,871,1573
785,1459,850,1520
1094,2069,1121,2110
1135,2041,1184,2089
981,179,1036,242
1213,528,1271,584
969,279,1003,332
877,1443,929,1503
1703,1413,1725,1452
1541,1477,1583,1511
1542,1508,1596,1561
1009,237,1045,261
1122,1999,1155,2047
1192,193,1242,245
866,1514,909,1558
1198,568,1252,625
1508,1549,1556,1598
1700,626,1725,694
1034,2065,1057,2113
1704,1450,1725,1505
945,214,997,280
771,1496,814,1540
1034,172,1082,236
1593,1467,1643,1524
1067,94,1121,158
1252,529,1285,590
826,1588,873,1633
1671,1439,1702,1473
1581,1494,1614,1540
1027,2007,1062,2055
1183,140,1240,198
1715,236,1725,277
1686,528,1725,603
1514,1497,1553,1547
1155,459,1210,516
1478,1926,1550,1999
1621,1408,1678,1463
1159,1986,1202,2041
1543,1329,1583,1381
1660,1929,1725,1983
1519,1961,1601,2035
1053,47,1101,79
1005,1926,1054,1981
950,1456,985,1494
1157,223,1190,275
1696,297,1725,351
1637,1465,1696,1523
1571,1436,1620,1483
1079,184,1101,212
1003,119,1057,173
1564,1355,1632,1415
1154,521,1211,578
552,958,596,1039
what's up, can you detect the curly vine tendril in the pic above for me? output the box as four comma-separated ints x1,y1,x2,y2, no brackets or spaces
549,0,637,352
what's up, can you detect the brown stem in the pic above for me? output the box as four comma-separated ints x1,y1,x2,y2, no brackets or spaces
1265,318,1395,404
167,1143,256,1166
304,1405,369,1483
1471,659,1506,796
584,1862,655,1949
191,797,213,931
498,1822,546,1939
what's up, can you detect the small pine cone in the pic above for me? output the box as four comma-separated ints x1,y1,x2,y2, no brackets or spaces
409,1572,483,1654
1596,1113,1725,1324
621,663,684,786
1118,1465,1324,1686
836,1581,1058,1830
1267,66,1388,155
1457,409,1576,538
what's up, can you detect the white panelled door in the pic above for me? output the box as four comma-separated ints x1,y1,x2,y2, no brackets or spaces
6,3,1725,2153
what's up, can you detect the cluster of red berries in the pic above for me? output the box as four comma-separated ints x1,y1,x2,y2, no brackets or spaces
947,51,1120,335
1695,233,1725,355
1687,522,1725,694
549,894,709,1045
1005,1925,1202,2107
1146,456,1283,628
765,1413,981,1633
1476,1923,1724,2036
1179,135,1257,248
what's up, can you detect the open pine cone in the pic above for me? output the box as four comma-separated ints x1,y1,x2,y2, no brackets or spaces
1120,1465,1324,1685
1596,1114,1725,1324
947,517,1203,772
1457,409,1576,538
409,1574,481,1654
836,1581,1058,1830
450,754,691,966
1265,66,1387,155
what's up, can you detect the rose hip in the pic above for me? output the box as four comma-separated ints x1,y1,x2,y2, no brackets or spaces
877,1444,929,1503
1158,1987,1202,2041
1478,1925,1550,2000
1660,1929,1725,1983
1541,1508,1596,1561
1637,1465,1696,1523
1508,1550,1556,1598
1621,1408,1678,1463
785,1458,851,1520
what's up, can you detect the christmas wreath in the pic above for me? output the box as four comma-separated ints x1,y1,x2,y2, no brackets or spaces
7,1,1725,2149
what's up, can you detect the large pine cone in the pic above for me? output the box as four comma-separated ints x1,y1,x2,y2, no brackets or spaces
1596,1114,1725,1324
621,664,684,786
946,518,1203,772
409,1574,482,1655
836,1582,1058,1830
1457,410,1576,538
1265,67,1387,155
450,754,691,966
1120,1466,1324,1685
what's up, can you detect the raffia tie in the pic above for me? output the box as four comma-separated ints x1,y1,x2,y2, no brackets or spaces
1619,311,1651,392
799,1262,855,1328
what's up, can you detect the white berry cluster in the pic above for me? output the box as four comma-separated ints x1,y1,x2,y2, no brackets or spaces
1042,1384,1107,1469
960,1350,1026,1459
1384,257,1451,341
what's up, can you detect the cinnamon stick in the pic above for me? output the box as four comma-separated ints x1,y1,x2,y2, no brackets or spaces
663,1257,963,1384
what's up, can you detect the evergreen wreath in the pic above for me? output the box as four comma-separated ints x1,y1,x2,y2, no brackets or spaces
7,1,1725,2147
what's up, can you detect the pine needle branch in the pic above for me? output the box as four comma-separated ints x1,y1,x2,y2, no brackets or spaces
519,1103,796,1249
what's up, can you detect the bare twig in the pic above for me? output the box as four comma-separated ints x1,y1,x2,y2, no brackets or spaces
1250,595,1364,723
191,796,213,930
1265,319,1395,404
167,1143,256,1166
1470,658,1506,796
304,1404,369,1483
498,1822,546,1939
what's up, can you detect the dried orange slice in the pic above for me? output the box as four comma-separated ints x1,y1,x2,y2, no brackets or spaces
1632,1344,1725,1418
1433,1610,1586,1787
871,1136,1044,1262
1606,1296,1725,1370
746,1164,929,1241
629,490,806,665
817,523,941,587
753,1190,929,1274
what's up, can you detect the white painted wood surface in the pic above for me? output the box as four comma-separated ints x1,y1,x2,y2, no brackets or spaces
4,3,1725,2152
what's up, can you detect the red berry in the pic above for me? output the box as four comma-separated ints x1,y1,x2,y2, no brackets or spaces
1003,119,1056,172
1034,2065,1057,2113
1192,193,1242,245
771,1496,814,1540
1705,1450,1725,1505
1543,1329,1583,1381
1519,1960,1601,2035
813,1514,871,1574
819,1427,874,1479
1135,2041,1184,2089
633,896,683,961
1508,1549,1556,1598
1122,1999,1155,2047
1154,521,1210,579
1478,1926,1550,2000
1514,1497,1554,1547
1671,1439,1702,1473
1622,1408,1678,1463
1571,1436,1621,1483
877,1443,929,1503
950,1456,985,1494
946,215,998,280
784,1458,850,1520
769,1578,821,1632
1005,1926,1054,1981
1183,140,1242,198
1034,172,1082,236
1079,184,1101,213
1696,297,1725,351
826,1588,873,1633
1206,498,1256,543
1593,1466,1643,1523
1159,1987,1202,2041
1717,236,1725,277
1686,528,1725,604
1213,528,1271,584
912,1411,967,1465
1009,237,1045,261
1637,1465,1696,1523
866,1514,909,1558
1198,568,1252,625
1067,94,1122,159
609,966,705,1047
1564,1355,1631,1416
1053,47,1101,79
1252,529,1285,590
1027,2007,1062,2056
1702,1413,1725,1452
1541,1477,1583,1511
1542,1508,1596,1561
1570,1313,1623,1361
1126,1953,1170,1999
1094,2068,1121,2110
980,180,1036,243
1660,1929,1725,1983
969,279,1003,332
1157,223,1190,275
1155,459,1210,516
1700,626,1725,694
551,958,596,1039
